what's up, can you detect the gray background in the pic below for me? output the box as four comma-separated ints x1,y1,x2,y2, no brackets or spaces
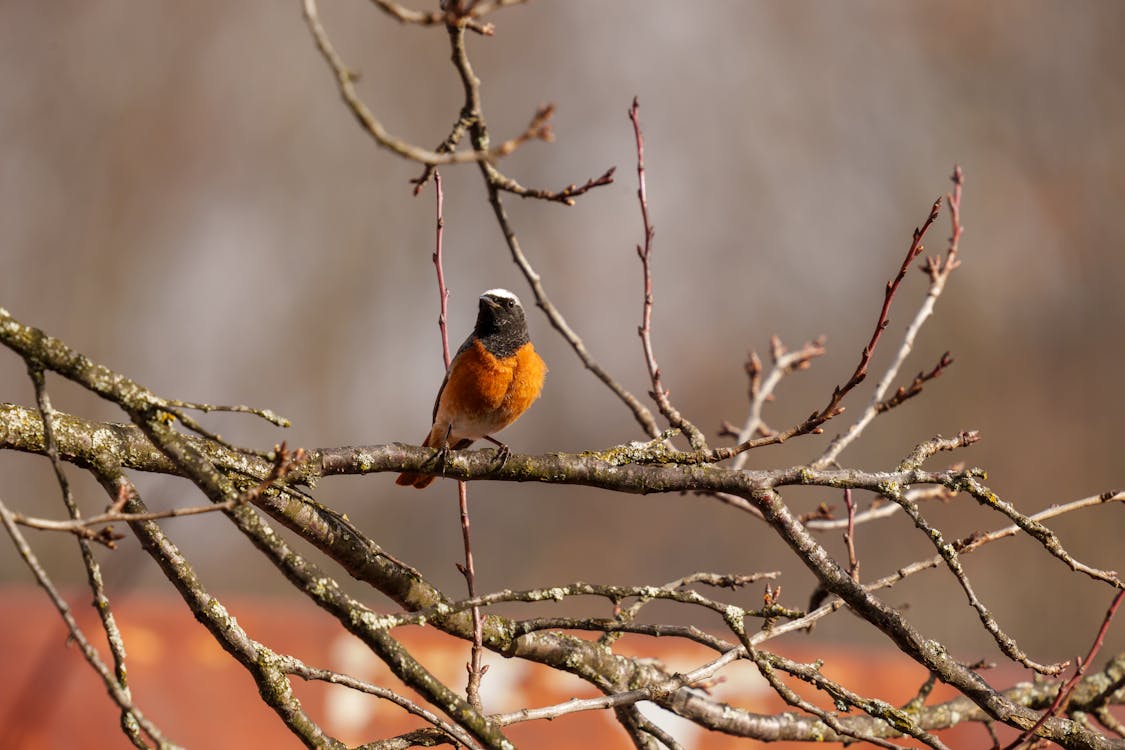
1,2,1122,662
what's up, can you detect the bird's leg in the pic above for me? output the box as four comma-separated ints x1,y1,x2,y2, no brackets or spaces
482,434,510,470
439,424,455,477
426,424,454,478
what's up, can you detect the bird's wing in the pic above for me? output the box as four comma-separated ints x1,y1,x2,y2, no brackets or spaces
431,333,476,423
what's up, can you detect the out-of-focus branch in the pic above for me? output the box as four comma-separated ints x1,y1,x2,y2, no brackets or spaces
728,337,828,465
731,634,944,749
369,0,529,35
1004,590,1125,750
303,0,551,167
0,494,177,750
25,364,157,745
286,661,483,750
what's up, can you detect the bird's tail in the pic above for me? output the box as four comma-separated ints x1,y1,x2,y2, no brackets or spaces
395,436,473,489
394,471,437,489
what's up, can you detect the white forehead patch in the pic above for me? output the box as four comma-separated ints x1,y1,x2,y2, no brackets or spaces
481,288,521,306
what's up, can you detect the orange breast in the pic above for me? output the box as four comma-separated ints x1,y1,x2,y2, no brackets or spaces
431,339,546,444
504,341,548,422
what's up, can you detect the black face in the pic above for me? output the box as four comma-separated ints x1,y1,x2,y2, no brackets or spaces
474,292,529,358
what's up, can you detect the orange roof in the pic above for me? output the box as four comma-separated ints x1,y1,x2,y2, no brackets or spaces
0,584,1073,748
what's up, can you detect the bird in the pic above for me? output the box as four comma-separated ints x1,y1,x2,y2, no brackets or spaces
396,288,547,489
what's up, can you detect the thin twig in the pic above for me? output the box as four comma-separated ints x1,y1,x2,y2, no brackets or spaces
816,167,965,468
396,574,795,632
700,192,945,465
437,28,651,432
163,398,290,427
433,171,452,369
882,483,1066,675
457,479,487,711
1003,589,1125,750
874,351,954,414
285,659,483,750
629,97,707,449
303,0,550,166
851,490,1125,616
430,173,487,710
707,336,827,520
730,337,827,469
956,475,1122,589
438,23,649,432
27,365,148,745
805,485,952,531
10,444,303,546
0,495,178,750
843,488,860,581
369,0,529,35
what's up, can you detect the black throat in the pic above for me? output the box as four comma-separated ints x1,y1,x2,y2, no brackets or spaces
474,302,529,359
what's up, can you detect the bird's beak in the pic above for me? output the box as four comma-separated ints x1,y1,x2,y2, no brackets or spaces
481,296,501,309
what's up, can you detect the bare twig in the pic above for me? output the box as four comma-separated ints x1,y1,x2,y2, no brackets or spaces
303,0,550,167
697,192,945,465
805,485,952,531
433,171,452,369
26,365,149,744
956,475,1122,589
1003,589,1125,750
163,398,290,427
11,443,301,547
457,479,487,711
489,164,617,205
730,337,827,467
369,0,529,35
875,351,954,414
0,495,177,750
843,488,860,581
483,179,660,437
629,97,707,449
451,574,790,621
816,167,965,468
882,482,1067,675
413,26,652,437
430,174,487,709
705,336,828,520
286,659,483,750
853,490,1125,611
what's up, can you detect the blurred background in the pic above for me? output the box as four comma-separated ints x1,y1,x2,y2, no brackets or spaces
1,0,1122,698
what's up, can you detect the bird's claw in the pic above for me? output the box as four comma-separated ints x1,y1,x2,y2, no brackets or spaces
493,443,510,470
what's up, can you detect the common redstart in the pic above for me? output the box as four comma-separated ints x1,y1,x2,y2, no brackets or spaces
396,288,547,489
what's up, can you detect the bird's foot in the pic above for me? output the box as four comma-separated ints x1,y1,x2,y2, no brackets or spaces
483,435,510,471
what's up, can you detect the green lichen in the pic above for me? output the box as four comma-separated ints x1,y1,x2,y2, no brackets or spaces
724,605,746,633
